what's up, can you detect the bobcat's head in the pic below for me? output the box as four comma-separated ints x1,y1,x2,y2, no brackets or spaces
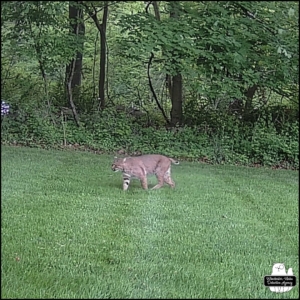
111,157,127,172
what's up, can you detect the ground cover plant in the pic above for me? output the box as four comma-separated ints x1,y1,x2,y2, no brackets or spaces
1,145,299,298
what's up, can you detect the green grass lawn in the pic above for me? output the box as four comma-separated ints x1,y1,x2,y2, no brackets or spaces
1,145,299,299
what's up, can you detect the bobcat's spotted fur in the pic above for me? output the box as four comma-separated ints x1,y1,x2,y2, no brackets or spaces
112,154,179,190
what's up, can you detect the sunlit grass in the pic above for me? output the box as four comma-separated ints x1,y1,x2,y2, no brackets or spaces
1,145,299,298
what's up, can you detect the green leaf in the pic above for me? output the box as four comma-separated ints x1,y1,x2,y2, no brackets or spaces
288,8,295,17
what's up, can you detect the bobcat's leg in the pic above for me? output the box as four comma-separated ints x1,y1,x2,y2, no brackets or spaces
164,167,175,188
140,176,148,190
123,173,131,191
152,174,164,190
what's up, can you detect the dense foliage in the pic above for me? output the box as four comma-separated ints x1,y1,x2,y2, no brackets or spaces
2,107,298,169
1,1,299,168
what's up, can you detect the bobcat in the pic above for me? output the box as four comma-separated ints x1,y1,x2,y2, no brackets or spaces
111,154,179,191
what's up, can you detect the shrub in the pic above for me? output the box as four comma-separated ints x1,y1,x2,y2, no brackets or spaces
1,107,298,169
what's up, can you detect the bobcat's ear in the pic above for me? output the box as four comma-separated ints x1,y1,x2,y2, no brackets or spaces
123,158,126,162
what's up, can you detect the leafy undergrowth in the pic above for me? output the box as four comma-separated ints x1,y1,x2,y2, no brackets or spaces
1,108,298,170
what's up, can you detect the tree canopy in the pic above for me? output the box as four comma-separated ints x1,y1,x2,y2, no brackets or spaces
1,1,298,112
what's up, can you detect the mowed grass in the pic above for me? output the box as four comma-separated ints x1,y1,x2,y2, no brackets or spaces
1,145,299,299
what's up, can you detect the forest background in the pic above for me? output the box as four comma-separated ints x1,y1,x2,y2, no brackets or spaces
1,1,299,169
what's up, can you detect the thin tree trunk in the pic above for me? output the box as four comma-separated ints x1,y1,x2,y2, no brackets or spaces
66,57,81,127
170,74,183,126
99,3,108,110
65,1,82,127
66,1,85,90
151,2,172,104
92,32,99,102
83,2,108,110
243,85,258,123
152,1,160,20
169,1,183,126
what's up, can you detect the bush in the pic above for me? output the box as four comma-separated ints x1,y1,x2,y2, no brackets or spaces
1,107,298,169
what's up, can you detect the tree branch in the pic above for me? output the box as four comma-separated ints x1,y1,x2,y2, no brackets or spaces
233,2,276,36
66,6,81,127
147,52,170,124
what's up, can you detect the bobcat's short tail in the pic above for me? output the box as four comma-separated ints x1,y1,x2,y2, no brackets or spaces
169,158,179,165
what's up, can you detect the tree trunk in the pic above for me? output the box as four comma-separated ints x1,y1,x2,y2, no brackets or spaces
65,1,83,127
66,54,81,127
65,1,85,91
169,1,183,126
243,85,258,123
99,3,108,110
170,74,183,126
83,2,108,110
151,1,173,109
